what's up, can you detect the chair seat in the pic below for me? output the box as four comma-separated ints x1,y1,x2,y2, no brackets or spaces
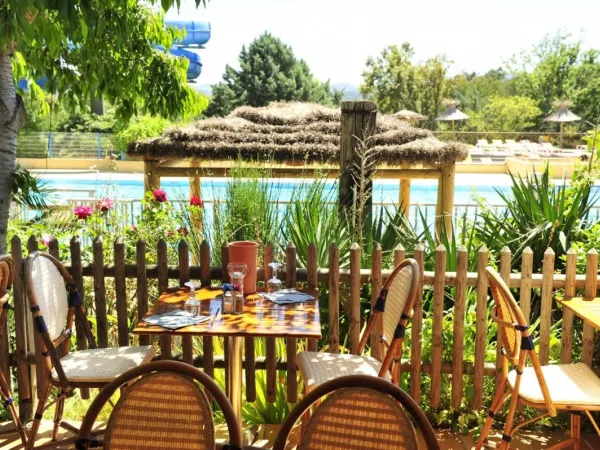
508,363,600,408
297,352,390,391
52,346,155,384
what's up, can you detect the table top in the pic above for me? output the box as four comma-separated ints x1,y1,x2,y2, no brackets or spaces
558,297,600,329
132,286,322,339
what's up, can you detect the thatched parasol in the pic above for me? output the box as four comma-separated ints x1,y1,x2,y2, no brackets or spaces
392,109,428,123
435,100,469,133
128,102,468,166
544,101,581,148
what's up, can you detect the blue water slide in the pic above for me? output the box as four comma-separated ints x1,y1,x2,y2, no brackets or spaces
169,47,203,80
165,20,211,47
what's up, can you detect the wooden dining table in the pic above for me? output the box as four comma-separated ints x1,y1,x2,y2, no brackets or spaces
132,286,321,426
558,296,600,329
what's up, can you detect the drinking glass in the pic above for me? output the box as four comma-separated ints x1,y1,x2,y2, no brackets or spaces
183,281,200,316
267,262,283,293
227,263,248,314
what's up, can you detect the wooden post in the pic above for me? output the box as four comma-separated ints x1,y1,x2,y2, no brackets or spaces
179,240,193,365
561,248,576,364
370,244,383,361
136,239,150,346
328,244,340,355
189,172,203,234
473,246,489,409
93,237,108,348
435,163,456,237
307,243,318,352
263,242,277,402
452,245,468,409
285,242,298,403
143,160,160,194
349,243,361,355
539,248,555,365
114,238,128,347
583,249,598,367
409,243,424,401
431,244,445,408
399,162,411,217
339,101,377,226
70,236,89,399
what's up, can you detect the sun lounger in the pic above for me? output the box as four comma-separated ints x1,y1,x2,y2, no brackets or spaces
505,139,525,153
491,139,507,151
476,139,491,150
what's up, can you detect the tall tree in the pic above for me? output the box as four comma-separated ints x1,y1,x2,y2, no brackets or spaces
0,0,205,253
205,32,342,117
417,55,450,129
360,43,419,114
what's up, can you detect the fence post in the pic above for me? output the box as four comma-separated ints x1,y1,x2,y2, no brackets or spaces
561,248,576,364
157,239,171,359
410,243,424,401
114,238,128,347
498,247,511,386
452,245,468,409
350,243,361,355
307,243,318,352
136,239,150,346
328,244,340,355
431,244,445,408
179,240,193,365
539,248,555,365
27,236,46,401
11,236,32,422
520,247,533,324
370,244,383,361
473,246,489,409
70,236,89,399
286,242,298,403
93,237,108,348
263,242,276,403
583,249,598,367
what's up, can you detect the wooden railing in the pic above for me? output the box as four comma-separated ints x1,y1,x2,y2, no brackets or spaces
5,235,599,421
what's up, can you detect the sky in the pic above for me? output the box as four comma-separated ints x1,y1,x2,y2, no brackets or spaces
166,0,600,87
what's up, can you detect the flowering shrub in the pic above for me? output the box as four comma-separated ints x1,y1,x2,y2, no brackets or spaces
96,198,114,213
152,189,168,203
73,205,93,220
190,196,203,207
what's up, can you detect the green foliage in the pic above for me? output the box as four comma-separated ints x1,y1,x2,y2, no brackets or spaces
11,163,51,210
204,32,343,117
474,166,596,274
56,110,117,133
359,43,450,128
465,96,542,132
3,0,205,122
113,115,174,152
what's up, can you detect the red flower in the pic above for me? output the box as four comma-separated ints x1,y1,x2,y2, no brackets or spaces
166,230,175,238
152,189,168,203
73,205,93,220
96,198,114,213
128,225,137,232
178,227,189,236
190,196,203,207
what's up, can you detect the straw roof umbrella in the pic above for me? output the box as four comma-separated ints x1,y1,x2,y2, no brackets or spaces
544,100,581,148
436,100,469,133
392,109,428,123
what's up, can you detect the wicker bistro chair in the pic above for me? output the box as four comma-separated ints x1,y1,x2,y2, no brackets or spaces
273,375,439,450
477,267,600,450
297,259,419,391
76,360,243,450
24,252,155,450
0,255,27,446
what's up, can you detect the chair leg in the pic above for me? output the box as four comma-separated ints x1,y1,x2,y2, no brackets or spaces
476,381,507,450
26,380,51,450
571,414,581,450
51,393,65,442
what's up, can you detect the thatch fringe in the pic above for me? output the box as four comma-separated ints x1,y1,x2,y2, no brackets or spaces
128,102,468,165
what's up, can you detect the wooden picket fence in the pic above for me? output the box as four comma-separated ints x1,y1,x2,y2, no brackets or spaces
4,235,600,421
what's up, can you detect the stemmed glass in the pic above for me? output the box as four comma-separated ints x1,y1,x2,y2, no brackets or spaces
227,263,248,314
183,281,200,316
267,262,283,293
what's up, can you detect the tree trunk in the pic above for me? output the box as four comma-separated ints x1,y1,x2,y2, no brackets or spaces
0,51,27,254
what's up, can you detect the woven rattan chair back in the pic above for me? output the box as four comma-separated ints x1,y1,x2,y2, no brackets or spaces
274,375,439,450
28,254,69,341
300,387,418,450
485,267,530,364
105,372,215,450
381,261,418,345
77,361,243,450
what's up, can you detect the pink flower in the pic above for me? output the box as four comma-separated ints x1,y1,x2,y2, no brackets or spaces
74,205,93,220
40,235,51,247
166,230,175,238
190,196,203,207
128,225,137,232
96,198,114,213
152,189,168,203
178,227,189,236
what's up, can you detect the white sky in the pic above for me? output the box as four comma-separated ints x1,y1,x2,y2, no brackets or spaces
166,0,600,86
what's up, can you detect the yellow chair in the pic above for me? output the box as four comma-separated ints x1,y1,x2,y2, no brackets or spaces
477,267,600,449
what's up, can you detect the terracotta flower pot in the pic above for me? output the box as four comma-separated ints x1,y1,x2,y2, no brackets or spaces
229,241,259,294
